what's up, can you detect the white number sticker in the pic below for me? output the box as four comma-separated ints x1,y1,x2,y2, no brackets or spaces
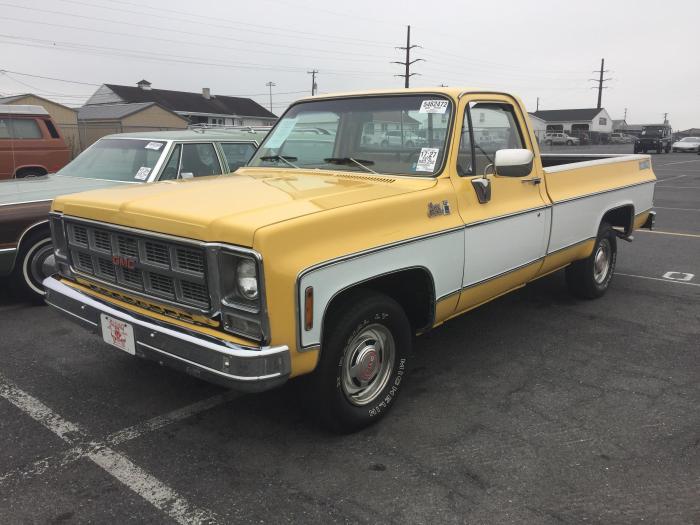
419,100,449,114
416,148,440,172
144,141,163,150
134,166,151,180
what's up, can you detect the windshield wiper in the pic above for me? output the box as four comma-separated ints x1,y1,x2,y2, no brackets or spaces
323,157,377,174
259,155,300,168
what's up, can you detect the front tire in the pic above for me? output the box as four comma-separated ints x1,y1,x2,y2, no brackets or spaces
10,231,55,304
565,222,617,299
566,140,573,146
302,290,411,433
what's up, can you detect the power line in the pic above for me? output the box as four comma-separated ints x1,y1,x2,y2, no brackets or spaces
0,34,391,77
392,25,423,88
589,58,612,109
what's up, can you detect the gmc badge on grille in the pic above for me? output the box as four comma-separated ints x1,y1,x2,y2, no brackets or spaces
112,255,137,270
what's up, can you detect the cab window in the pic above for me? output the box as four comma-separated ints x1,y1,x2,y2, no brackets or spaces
458,102,525,177
220,142,257,172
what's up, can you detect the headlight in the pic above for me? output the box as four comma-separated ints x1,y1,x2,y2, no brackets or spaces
236,258,258,300
218,250,267,342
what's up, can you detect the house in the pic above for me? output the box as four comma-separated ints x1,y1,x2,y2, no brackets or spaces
527,113,547,141
77,102,188,148
0,94,80,157
531,108,613,142
84,80,277,127
675,128,700,139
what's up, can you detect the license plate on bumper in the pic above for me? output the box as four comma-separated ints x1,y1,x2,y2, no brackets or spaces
100,314,136,355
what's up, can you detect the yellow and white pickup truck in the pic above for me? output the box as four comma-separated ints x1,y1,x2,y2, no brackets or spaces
44,88,656,432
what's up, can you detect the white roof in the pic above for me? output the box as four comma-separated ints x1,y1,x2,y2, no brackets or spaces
0,104,49,116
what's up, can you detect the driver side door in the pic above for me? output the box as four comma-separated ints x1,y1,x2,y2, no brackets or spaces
452,97,550,311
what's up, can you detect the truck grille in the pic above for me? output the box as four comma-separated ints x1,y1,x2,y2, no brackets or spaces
66,220,210,310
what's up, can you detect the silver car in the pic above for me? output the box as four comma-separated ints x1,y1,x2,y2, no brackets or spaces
671,137,700,152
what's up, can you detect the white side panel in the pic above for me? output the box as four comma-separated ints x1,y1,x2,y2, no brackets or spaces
464,209,549,287
299,230,465,348
548,183,654,253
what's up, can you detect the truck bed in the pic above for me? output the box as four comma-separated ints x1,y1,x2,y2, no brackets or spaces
540,153,638,168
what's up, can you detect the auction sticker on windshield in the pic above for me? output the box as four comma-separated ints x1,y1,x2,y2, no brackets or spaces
416,148,440,172
145,141,164,150
419,100,449,114
134,167,151,180
100,314,135,355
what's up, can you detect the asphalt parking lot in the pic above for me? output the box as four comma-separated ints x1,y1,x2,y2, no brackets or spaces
1,148,698,524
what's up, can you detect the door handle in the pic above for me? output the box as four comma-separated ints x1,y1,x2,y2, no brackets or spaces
521,177,542,185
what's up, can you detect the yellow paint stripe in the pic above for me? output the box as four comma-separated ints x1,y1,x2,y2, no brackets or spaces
636,230,700,238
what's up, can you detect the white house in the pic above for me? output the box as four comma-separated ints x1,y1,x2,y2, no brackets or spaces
527,113,547,139
531,108,613,136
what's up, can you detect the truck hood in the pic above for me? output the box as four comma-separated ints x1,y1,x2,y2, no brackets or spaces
0,174,125,207
53,168,436,247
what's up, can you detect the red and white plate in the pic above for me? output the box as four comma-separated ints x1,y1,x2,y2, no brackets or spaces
100,314,135,355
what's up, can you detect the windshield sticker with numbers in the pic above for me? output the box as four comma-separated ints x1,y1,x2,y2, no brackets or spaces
419,100,449,114
416,148,440,172
144,142,164,150
134,167,151,180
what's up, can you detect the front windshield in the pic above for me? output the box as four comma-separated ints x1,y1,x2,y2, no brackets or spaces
680,137,700,142
248,95,453,176
57,138,166,181
641,127,664,137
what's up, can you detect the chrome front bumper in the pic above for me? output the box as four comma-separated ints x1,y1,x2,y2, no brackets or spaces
43,277,291,392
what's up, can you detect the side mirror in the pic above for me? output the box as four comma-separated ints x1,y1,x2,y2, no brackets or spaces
494,149,534,177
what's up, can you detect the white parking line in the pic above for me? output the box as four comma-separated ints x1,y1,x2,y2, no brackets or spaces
0,375,219,524
616,273,700,287
635,230,700,238
655,174,688,182
662,159,700,166
654,206,700,212
108,390,239,445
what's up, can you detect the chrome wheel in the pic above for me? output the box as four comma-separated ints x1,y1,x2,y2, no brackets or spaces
341,324,395,407
593,239,611,284
24,240,55,296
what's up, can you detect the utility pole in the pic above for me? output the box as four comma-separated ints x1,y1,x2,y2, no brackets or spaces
663,112,669,125
624,107,627,121
307,70,318,96
265,81,275,112
589,58,612,109
392,25,423,88
536,97,540,111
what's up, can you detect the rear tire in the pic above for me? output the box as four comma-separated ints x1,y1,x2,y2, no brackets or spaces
10,230,54,304
301,290,411,433
565,222,617,299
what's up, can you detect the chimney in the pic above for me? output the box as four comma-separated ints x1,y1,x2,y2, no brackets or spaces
137,79,152,90
202,87,211,99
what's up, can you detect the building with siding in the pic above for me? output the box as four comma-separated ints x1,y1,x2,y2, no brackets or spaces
77,102,188,147
84,80,277,127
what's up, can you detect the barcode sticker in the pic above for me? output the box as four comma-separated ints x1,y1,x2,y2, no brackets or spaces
134,167,151,180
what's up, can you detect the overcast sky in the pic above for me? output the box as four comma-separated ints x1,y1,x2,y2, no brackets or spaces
2,0,698,128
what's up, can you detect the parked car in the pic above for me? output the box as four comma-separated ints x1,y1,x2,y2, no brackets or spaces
671,136,700,153
543,132,580,146
634,124,673,153
379,130,425,148
0,128,267,302
610,132,634,144
0,105,71,180
44,87,656,432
